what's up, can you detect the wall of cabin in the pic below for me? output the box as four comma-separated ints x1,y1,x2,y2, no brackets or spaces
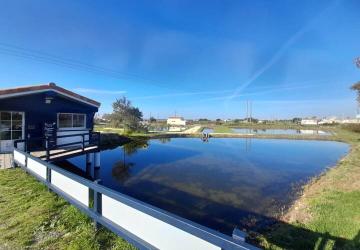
0,91,98,150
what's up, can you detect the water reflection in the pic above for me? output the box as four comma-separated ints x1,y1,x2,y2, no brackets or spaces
55,138,348,234
232,128,331,135
123,139,149,155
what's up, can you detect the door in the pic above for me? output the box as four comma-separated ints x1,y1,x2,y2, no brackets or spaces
0,111,25,152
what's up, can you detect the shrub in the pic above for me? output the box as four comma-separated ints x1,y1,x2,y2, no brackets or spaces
342,124,360,133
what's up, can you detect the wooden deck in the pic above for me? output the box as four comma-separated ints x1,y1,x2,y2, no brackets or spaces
30,145,99,162
0,153,13,169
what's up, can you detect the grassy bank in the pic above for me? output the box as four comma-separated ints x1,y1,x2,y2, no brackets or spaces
213,125,233,133
257,128,360,249
0,169,134,250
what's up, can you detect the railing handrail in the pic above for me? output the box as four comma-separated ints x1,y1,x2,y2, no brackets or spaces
13,147,259,250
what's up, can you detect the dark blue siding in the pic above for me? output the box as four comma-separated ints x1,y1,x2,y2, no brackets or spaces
0,91,98,140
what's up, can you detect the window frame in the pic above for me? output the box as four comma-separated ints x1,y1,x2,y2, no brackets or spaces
57,113,86,130
0,111,25,141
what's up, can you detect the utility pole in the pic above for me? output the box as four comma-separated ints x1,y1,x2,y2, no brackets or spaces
246,100,249,122
249,101,252,123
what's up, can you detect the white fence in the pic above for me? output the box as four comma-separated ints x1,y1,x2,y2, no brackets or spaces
13,148,258,250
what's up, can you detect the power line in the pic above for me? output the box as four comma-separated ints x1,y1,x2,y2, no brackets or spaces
0,42,178,90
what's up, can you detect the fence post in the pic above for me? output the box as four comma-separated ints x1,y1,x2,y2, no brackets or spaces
93,179,102,230
86,153,92,178
45,137,50,161
97,132,101,146
25,138,28,153
46,166,52,191
82,134,85,151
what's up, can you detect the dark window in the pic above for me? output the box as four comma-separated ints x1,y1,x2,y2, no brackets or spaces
58,113,86,128
58,114,73,128
0,111,23,140
73,114,85,128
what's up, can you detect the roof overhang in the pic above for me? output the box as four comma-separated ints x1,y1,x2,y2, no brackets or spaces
0,83,101,108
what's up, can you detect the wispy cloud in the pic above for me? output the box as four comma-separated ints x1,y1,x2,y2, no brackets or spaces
201,80,328,102
131,89,234,100
74,88,126,95
225,0,340,104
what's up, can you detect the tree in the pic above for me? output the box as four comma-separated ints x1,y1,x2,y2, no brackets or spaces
351,81,360,104
110,97,143,132
149,117,156,123
292,117,302,124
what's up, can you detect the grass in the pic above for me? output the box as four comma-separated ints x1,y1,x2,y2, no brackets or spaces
257,127,360,249
0,169,135,250
213,125,233,133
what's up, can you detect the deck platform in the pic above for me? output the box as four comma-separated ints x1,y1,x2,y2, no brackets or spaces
0,153,13,169
30,145,99,162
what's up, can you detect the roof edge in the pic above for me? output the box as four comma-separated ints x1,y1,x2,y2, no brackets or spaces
0,83,101,108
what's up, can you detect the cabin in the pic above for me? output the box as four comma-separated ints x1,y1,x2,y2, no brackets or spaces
0,83,100,153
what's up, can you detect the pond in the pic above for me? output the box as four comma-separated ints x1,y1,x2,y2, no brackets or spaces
54,138,348,234
232,128,331,136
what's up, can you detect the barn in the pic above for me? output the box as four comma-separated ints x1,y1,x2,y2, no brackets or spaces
0,83,100,153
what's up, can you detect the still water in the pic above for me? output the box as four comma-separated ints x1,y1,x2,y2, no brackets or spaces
55,138,348,234
232,128,331,135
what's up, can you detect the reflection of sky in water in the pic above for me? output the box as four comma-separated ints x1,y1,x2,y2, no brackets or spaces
232,128,331,135
56,138,348,234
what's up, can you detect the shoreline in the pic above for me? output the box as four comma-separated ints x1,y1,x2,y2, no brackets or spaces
256,128,360,249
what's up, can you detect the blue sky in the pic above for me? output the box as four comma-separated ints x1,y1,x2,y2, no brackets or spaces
0,0,359,119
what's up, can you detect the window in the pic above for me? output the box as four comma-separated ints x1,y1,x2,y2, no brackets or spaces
58,113,86,129
73,114,85,127
0,111,24,140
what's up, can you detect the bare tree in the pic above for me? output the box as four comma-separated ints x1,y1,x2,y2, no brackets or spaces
351,81,360,104
351,57,360,104
355,57,360,69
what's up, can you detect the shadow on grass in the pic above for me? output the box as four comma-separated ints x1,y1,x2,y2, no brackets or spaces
256,222,360,249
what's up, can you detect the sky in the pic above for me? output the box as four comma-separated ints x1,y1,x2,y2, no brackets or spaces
0,0,359,119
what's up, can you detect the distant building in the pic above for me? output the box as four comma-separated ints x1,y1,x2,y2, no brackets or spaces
318,117,338,125
301,119,318,125
341,119,360,124
167,117,186,126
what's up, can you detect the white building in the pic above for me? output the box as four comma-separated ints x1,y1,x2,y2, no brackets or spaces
301,119,318,125
341,119,360,124
167,117,186,126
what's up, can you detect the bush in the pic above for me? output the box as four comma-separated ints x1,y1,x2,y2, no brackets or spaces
342,124,360,133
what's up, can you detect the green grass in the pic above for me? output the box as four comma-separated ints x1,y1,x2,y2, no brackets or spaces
94,125,125,134
257,128,360,249
213,125,233,133
0,169,135,250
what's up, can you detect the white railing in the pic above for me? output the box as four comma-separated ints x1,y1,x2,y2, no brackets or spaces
13,148,259,250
